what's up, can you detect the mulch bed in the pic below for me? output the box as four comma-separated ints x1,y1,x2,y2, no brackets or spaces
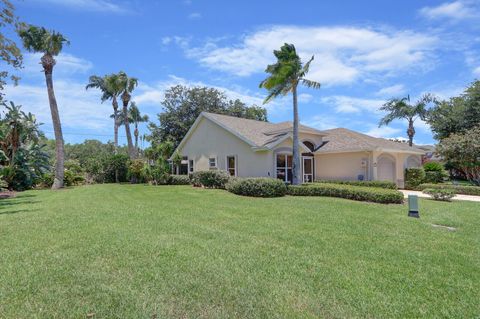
0,191,16,199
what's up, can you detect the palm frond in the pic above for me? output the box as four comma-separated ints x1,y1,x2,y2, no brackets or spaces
301,78,321,89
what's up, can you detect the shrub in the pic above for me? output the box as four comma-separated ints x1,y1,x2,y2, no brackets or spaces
423,161,444,172
0,175,7,191
226,178,287,197
405,168,426,190
287,184,404,204
424,170,447,184
127,159,145,184
315,180,397,189
423,188,455,201
191,170,230,189
170,175,191,185
417,183,480,196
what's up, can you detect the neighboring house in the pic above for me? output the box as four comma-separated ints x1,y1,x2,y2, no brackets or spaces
173,112,425,188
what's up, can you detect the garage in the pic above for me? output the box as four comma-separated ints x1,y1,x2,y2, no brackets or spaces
377,154,396,182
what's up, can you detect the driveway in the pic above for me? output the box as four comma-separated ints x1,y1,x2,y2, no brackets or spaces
400,190,480,202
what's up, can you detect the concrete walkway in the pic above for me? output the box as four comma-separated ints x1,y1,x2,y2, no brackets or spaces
400,190,480,202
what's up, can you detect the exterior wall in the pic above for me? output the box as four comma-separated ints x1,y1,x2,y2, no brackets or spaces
315,152,370,181
178,117,273,177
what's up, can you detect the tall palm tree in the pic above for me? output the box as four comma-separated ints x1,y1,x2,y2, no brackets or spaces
18,25,69,189
128,102,149,152
118,71,138,159
86,73,123,152
259,43,320,185
379,94,433,147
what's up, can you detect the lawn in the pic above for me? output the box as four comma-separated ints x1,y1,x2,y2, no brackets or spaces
0,184,479,318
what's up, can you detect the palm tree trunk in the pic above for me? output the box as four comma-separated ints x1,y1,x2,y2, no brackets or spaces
112,99,119,154
134,122,139,152
122,94,135,159
42,54,64,189
407,119,415,147
292,83,301,185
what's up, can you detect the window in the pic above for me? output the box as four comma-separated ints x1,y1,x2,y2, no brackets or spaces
209,157,217,169
276,154,293,183
179,156,189,175
303,141,315,152
188,159,194,173
226,156,236,176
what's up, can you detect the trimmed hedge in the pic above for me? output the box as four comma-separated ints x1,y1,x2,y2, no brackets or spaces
423,188,455,201
315,180,397,189
191,170,230,189
226,178,287,197
169,175,191,185
417,183,480,196
405,168,426,190
287,184,404,204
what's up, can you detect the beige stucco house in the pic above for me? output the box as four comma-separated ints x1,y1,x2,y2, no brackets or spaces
173,112,425,188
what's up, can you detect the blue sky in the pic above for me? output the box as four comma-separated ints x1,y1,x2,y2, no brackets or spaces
5,0,480,145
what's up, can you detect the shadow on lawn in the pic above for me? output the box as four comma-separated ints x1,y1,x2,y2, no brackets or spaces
0,193,39,215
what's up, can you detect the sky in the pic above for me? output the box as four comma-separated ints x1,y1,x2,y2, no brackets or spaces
3,0,480,146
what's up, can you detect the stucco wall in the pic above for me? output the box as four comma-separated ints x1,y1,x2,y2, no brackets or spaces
315,152,369,181
178,117,273,177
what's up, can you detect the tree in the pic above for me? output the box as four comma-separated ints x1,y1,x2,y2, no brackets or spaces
148,85,268,149
117,71,138,159
128,102,149,152
259,43,320,185
378,94,433,147
18,25,69,189
437,126,480,185
0,102,49,190
426,80,480,140
0,0,23,102
86,73,123,152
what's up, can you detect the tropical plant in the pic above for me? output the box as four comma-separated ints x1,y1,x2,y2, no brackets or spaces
86,73,123,152
259,43,321,185
117,71,138,159
129,102,149,152
379,94,433,147
0,101,50,190
18,25,69,189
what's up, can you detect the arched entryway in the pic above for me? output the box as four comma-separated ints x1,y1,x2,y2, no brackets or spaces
405,155,421,168
377,154,396,182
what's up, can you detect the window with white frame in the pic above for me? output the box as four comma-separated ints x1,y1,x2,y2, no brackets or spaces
209,157,217,169
226,155,236,176
276,153,293,183
188,159,194,173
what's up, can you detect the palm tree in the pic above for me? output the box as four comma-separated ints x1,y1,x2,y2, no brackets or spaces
18,25,69,189
86,73,123,152
379,94,433,147
118,71,138,159
259,43,321,185
128,102,149,152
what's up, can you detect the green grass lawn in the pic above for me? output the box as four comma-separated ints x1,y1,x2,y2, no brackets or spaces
0,184,479,318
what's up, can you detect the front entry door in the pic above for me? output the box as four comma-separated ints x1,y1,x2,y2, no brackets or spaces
303,156,314,183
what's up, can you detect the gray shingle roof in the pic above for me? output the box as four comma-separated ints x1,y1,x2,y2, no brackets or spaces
317,128,425,154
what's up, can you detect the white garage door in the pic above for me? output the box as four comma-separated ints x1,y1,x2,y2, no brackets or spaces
378,156,395,182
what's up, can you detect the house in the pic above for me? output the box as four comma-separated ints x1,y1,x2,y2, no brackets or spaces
173,112,425,188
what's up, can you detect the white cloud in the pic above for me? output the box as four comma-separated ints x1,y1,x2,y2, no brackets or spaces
321,95,385,113
474,66,480,77
419,1,477,20
185,26,437,85
23,53,93,77
31,0,127,13
364,126,401,138
302,115,340,130
298,93,313,103
188,12,202,19
376,84,405,97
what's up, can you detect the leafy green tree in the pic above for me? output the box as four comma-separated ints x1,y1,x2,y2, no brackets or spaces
0,0,24,102
437,126,480,185
259,43,320,185
148,85,268,148
118,71,138,159
18,25,69,189
426,80,480,140
379,94,433,147
86,73,123,152
0,102,49,190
